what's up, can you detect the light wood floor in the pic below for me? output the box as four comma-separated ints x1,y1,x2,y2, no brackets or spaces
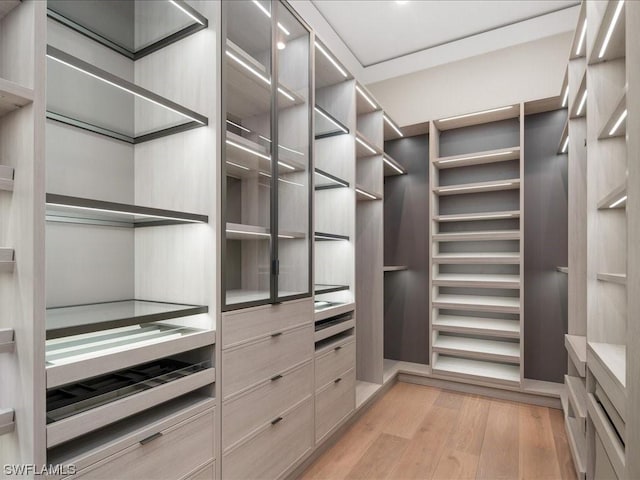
300,382,576,480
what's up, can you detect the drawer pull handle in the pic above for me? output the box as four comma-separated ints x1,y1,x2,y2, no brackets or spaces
271,416,283,425
271,374,283,381
139,432,163,445
271,332,283,338
334,377,342,383
334,346,342,351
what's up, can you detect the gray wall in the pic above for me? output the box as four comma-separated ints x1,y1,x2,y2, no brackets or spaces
383,135,430,365
383,111,568,382
523,109,568,383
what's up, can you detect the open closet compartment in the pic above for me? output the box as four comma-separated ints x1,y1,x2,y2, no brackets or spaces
429,104,524,387
43,0,217,472
581,1,630,478
222,0,312,310
313,39,355,325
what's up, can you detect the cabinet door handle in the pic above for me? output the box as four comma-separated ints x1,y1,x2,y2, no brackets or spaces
270,374,283,381
271,416,283,425
334,377,342,383
334,346,342,351
139,432,163,445
271,332,283,338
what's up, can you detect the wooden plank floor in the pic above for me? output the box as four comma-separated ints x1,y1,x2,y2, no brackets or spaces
300,382,576,480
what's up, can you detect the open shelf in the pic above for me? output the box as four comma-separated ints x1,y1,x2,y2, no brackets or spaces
226,222,305,241
433,252,520,265
588,342,626,393
46,359,215,448
315,41,350,90
383,265,407,272
0,165,14,191
432,273,520,289
0,248,15,273
433,146,520,169
355,84,379,115
355,185,382,201
569,70,587,119
433,230,520,242
314,302,355,322
314,232,349,241
314,284,350,295
565,415,587,478
46,46,208,144
433,314,519,338
0,77,34,119
558,120,569,154
46,324,215,388
433,293,520,314
597,272,627,285
433,335,520,363
315,316,355,343
565,334,587,377
45,194,208,227
315,105,349,139
434,210,520,222
383,153,406,176
597,183,627,209
355,131,382,158
599,90,626,139
434,104,520,131
46,300,208,341
47,0,208,60
432,355,520,386
557,266,569,274
569,1,587,60
589,0,626,64
434,178,520,196
314,169,349,189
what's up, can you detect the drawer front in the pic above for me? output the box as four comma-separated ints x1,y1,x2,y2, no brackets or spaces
222,361,313,450
222,324,313,397
223,398,313,480
222,298,312,348
315,368,355,443
189,461,215,480
595,434,618,480
315,340,355,389
74,409,215,480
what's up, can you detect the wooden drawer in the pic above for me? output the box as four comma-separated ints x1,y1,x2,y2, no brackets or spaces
222,324,312,398
72,408,215,480
315,339,355,389
222,398,313,480
221,298,312,348
595,433,618,480
315,368,355,443
222,360,313,450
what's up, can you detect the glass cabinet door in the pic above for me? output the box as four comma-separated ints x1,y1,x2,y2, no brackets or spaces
275,3,312,301
223,0,273,308
222,1,312,310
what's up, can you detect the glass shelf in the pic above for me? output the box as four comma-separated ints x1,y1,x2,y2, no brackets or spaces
315,105,349,139
46,46,208,144
46,299,208,340
314,284,350,295
315,232,349,241
46,193,208,227
47,0,207,60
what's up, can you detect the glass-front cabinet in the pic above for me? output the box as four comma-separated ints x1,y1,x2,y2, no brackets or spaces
222,0,312,310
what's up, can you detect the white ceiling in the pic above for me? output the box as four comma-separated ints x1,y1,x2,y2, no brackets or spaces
311,0,579,67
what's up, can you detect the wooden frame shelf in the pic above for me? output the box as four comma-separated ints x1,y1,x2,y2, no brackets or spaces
433,314,520,338
432,355,520,386
433,335,520,364
588,0,626,65
382,153,406,176
355,131,382,158
433,252,520,265
432,230,520,242
434,210,520,222
434,178,520,196
355,185,382,201
433,146,520,169
0,77,34,119
46,194,208,227
432,273,520,289
599,90,627,139
433,294,520,314
596,272,627,285
597,183,627,209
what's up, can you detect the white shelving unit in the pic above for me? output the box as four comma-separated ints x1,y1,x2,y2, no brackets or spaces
429,104,524,387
